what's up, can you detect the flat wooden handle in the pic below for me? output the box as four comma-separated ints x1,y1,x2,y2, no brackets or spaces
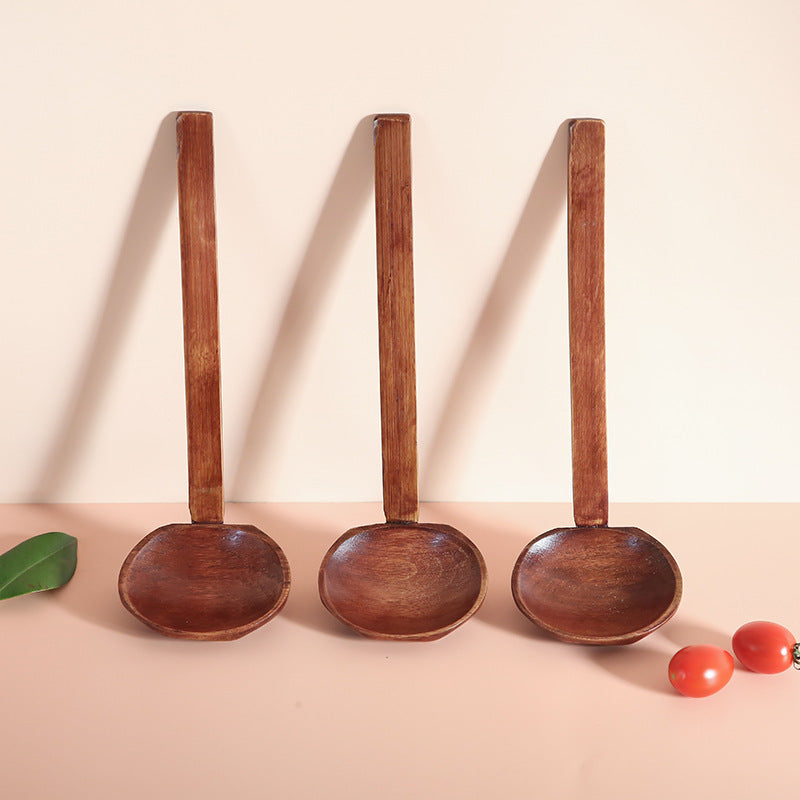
374,114,419,523
176,112,224,524
568,118,608,528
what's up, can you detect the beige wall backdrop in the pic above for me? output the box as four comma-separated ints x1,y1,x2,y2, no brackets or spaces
2,0,798,504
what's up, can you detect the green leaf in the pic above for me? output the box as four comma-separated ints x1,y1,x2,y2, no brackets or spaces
0,532,77,600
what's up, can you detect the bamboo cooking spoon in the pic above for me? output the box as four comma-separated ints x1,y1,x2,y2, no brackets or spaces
511,119,682,645
118,112,290,640
318,114,487,641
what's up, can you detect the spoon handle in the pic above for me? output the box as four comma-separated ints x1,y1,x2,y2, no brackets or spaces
374,114,419,523
176,112,225,524
568,118,608,528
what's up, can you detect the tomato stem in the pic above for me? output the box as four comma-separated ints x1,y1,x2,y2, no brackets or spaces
793,643,800,671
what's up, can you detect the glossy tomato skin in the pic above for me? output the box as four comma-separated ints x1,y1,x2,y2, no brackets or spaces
732,621,796,674
668,645,734,697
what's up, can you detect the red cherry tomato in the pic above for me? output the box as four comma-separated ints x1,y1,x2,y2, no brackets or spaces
732,621,797,674
668,645,734,697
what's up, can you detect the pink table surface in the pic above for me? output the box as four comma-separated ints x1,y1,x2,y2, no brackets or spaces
2,502,796,799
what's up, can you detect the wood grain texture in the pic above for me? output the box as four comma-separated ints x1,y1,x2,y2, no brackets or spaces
177,112,224,524
119,523,291,640
319,522,486,640
511,525,682,645
374,114,419,524
568,118,608,528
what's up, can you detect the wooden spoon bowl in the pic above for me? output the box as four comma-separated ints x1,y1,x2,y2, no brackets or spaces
512,526,681,645
320,523,487,640
119,523,290,640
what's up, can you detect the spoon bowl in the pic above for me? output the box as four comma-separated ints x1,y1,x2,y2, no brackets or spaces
120,523,290,640
512,525,681,644
320,522,486,640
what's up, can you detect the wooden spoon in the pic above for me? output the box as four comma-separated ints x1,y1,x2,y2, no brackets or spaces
118,112,290,640
511,118,682,645
318,114,487,641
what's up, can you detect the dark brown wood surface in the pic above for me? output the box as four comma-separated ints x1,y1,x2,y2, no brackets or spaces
568,118,608,528
374,114,419,524
512,525,682,645
119,522,291,640
319,521,487,641
176,112,224,524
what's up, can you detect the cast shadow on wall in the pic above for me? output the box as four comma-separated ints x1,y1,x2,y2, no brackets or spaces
29,113,179,502
229,116,374,498
420,121,570,499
